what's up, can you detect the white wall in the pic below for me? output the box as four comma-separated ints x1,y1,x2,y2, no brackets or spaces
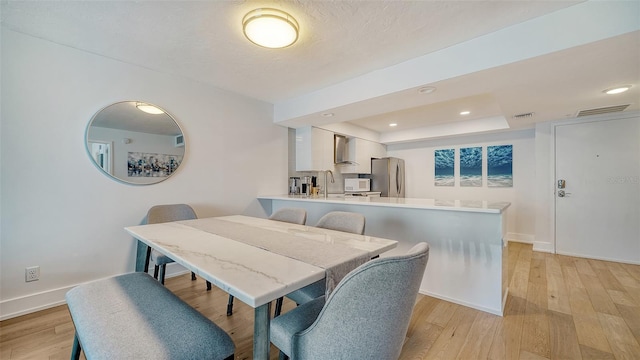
386,129,536,242
0,29,288,319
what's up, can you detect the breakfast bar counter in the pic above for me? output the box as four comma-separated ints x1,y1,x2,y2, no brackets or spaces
259,195,510,213
258,195,510,315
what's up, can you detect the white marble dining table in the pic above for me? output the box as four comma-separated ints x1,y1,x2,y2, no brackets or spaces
125,215,397,360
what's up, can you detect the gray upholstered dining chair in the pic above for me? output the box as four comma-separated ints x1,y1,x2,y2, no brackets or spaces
270,242,429,360
144,204,211,290
269,207,308,225
275,211,365,316
315,211,365,234
226,207,307,316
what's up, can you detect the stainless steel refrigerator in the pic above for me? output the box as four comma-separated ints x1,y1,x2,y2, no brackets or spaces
371,157,405,197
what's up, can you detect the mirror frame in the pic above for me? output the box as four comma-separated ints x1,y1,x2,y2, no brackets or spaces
85,101,185,185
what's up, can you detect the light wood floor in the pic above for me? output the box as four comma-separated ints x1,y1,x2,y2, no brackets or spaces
1,243,639,359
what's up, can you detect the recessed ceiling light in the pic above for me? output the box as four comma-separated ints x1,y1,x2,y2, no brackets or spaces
603,85,631,95
321,112,334,117
243,8,299,49
389,123,398,127
136,102,164,115
460,111,470,115
417,86,436,94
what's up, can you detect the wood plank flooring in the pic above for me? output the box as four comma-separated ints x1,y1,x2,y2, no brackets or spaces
1,243,639,359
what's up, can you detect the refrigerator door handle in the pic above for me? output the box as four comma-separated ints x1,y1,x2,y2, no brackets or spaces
396,163,400,194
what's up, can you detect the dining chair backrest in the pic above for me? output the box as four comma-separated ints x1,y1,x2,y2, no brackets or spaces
147,204,197,224
144,204,204,286
288,242,429,359
269,208,307,225
315,211,365,235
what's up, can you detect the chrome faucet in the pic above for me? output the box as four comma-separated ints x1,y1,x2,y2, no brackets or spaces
322,170,335,199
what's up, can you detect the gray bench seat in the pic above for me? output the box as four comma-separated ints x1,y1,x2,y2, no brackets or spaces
66,272,234,360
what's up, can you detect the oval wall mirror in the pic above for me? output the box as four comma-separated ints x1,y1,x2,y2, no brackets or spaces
85,101,185,185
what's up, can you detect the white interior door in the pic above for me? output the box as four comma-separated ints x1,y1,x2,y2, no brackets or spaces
555,116,640,264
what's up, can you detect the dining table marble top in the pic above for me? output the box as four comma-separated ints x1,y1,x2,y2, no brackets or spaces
125,215,397,307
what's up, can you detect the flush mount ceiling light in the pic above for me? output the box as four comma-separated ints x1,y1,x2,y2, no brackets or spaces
603,85,632,95
243,8,299,49
460,111,471,115
389,123,398,127
136,102,164,115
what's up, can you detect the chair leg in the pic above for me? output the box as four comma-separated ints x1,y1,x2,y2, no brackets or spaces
159,264,167,285
274,297,283,317
227,295,234,316
71,332,81,360
144,246,152,273
206,281,212,291
153,265,160,280
191,271,197,281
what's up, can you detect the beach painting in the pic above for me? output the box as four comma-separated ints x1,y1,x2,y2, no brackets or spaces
434,149,455,186
460,147,482,187
487,145,513,187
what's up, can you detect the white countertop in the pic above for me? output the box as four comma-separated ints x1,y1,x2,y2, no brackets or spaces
259,195,510,213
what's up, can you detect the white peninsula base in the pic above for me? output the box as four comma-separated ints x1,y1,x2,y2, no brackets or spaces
258,196,510,316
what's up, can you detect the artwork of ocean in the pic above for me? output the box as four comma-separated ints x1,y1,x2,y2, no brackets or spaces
487,145,513,187
435,149,455,186
460,147,482,187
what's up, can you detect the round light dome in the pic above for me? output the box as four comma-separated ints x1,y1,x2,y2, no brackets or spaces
243,8,299,49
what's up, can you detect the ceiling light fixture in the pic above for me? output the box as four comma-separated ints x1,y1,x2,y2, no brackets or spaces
136,102,164,115
460,111,470,115
243,8,299,49
389,123,398,127
603,85,631,95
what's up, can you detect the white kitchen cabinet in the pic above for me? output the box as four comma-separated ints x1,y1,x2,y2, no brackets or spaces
295,126,335,171
339,138,386,174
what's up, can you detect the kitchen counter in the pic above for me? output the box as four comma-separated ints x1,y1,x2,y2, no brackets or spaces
258,195,510,214
258,195,510,316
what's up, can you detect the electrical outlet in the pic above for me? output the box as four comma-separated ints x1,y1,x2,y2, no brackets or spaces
26,266,40,282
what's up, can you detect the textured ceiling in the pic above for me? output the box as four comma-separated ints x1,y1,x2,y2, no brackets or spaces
2,1,639,142
1,0,578,102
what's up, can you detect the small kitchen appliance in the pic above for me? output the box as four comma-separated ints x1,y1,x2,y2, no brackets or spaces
344,178,370,192
289,177,300,195
344,178,381,197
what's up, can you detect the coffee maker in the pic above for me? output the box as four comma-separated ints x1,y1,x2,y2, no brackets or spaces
289,177,300,195
301,176,311,196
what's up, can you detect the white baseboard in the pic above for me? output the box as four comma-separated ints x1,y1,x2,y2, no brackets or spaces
0,285,73,321
418,288,503,316
532,242,554,253
506,233,554,254
506,232,535,244
0,264,189,321
556,250,640,265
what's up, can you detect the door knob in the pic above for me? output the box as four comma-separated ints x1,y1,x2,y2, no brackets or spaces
557,190,572,197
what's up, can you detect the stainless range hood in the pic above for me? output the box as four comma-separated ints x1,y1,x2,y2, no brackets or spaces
334,134,357,165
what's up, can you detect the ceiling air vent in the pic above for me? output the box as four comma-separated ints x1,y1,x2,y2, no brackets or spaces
513,112,534,119
576,104,629,117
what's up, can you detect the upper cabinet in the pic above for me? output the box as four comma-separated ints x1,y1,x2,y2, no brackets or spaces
339,137,386,174
295,126,386,173
295,126,335,171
